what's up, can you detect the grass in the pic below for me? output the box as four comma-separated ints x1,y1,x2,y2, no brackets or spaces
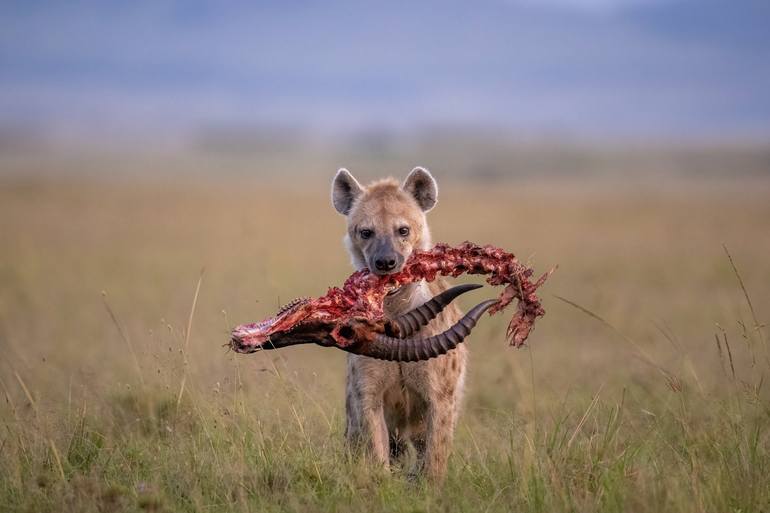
0,173,769,512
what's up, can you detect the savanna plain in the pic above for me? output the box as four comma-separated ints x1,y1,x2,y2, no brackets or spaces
1,152,769,513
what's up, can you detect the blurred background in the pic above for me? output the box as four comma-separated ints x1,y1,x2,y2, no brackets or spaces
1,3,769,511
1,0,769,180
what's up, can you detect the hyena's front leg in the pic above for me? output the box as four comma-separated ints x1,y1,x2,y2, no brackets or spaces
345,357,391,468
423,396,457,481
346,398,389,467
422,350,466,481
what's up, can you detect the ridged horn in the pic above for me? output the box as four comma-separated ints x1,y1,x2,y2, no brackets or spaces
348,299,497,362
390,283,483,338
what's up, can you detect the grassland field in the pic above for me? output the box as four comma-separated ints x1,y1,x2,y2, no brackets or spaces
1,167,769,512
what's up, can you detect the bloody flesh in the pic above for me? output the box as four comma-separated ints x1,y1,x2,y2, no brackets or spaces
231,241,553,353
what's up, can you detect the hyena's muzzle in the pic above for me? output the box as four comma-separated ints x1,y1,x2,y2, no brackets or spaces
369,236,406,275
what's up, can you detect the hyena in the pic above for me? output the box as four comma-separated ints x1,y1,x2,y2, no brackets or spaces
331,166,467,481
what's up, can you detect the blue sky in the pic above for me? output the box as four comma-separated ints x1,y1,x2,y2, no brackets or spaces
1,0,769,141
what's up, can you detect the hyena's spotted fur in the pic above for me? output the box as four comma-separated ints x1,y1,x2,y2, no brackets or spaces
332,167,467,481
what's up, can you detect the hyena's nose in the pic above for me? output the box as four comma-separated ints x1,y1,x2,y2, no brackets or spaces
375,256,398,272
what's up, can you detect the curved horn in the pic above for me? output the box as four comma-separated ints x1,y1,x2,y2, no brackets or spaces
348,299,497,362
390,283,483,338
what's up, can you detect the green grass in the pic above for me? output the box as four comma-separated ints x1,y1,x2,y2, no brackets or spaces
3,369,768,512
1,176,769,512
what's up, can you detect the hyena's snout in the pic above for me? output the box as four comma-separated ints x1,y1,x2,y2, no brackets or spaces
370,239,405,275
374,254,400,273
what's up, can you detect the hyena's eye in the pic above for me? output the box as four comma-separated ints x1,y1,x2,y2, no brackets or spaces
398,226,410,237
360,228,373,239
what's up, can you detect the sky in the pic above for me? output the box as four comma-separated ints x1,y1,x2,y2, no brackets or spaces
1,0,769,143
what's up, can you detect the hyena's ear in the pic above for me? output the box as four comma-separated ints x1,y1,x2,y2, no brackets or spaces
402,167,438,212
332,168,364,215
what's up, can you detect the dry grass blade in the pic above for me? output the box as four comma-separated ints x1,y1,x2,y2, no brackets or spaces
102,291,145,388
177,269,205,412
567,384,603,449
716,325,736,380
553,295,674,381
723,244,767,351
48,438,66,482
714,333,728,377
13,372,37,416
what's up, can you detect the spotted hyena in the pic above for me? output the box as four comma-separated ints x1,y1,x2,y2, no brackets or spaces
331,166,468,481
